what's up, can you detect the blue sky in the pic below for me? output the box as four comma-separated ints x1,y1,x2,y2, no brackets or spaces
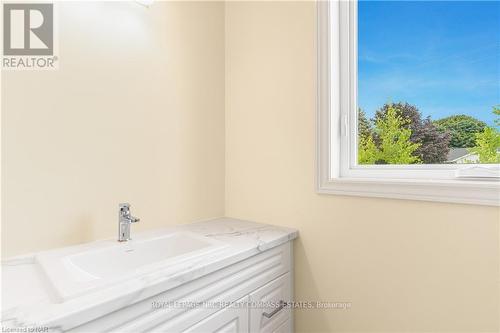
358,0,500,126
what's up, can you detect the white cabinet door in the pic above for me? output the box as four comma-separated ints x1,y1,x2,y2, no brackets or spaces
249,274,291,333
181,297,249,333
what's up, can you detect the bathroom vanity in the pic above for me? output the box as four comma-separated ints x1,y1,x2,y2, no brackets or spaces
1,218,297,332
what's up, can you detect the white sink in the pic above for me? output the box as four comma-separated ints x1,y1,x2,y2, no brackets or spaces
69,233,216,279
35,231,226,301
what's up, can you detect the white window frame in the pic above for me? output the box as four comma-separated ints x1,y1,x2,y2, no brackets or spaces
316,0,500,206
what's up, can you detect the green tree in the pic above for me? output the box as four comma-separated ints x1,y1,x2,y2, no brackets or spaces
358,108,378,164
468,127,500,163
433,115,486,148
358,108,373,140
358,105,421,164
374,102,450,163
493,105,500,127
358,135,378,164
467,107,500,163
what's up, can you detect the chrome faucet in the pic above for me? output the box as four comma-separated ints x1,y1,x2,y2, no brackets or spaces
118,203,140,242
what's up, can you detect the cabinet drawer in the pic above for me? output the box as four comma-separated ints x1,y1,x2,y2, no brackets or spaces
181,297,249,333
249,273,291,333
271,319,291,333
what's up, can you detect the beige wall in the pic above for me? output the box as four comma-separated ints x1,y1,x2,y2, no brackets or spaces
225,2,500,332
1,1,225,256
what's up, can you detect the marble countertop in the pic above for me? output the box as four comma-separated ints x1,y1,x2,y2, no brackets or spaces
1,218,297,331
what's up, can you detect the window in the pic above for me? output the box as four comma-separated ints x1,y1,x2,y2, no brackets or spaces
317,0,500,205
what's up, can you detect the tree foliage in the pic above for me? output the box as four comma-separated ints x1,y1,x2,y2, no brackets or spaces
359,106,421,164
468,127,500,163
433,115,486,148
358,108,373,140
467,107,500,163
493,105,500,127
374,102,450,163
358,135,378,164
358,103,498,165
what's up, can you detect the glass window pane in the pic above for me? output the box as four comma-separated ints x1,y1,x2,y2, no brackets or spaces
357,0,500,165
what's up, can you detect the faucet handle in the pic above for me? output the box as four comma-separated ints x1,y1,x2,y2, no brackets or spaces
119,203,130,211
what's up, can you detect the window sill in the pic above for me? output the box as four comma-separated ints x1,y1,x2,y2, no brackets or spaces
317,177,500,206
